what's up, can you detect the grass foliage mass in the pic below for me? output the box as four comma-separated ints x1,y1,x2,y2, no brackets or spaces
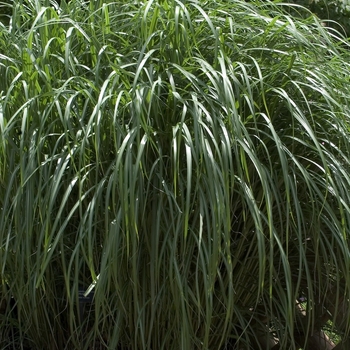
1,0,350,349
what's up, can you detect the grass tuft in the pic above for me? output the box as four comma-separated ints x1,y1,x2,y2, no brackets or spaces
1,0,350,349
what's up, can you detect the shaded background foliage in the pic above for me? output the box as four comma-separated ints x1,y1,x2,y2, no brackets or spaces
288,0,350,37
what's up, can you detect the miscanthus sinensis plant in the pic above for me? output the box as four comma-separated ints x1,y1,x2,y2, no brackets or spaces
1,0,350,349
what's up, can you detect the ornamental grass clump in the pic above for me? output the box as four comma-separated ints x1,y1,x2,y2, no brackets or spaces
1,0,350,349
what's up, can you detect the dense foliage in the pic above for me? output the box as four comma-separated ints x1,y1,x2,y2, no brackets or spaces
1,0,350,349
